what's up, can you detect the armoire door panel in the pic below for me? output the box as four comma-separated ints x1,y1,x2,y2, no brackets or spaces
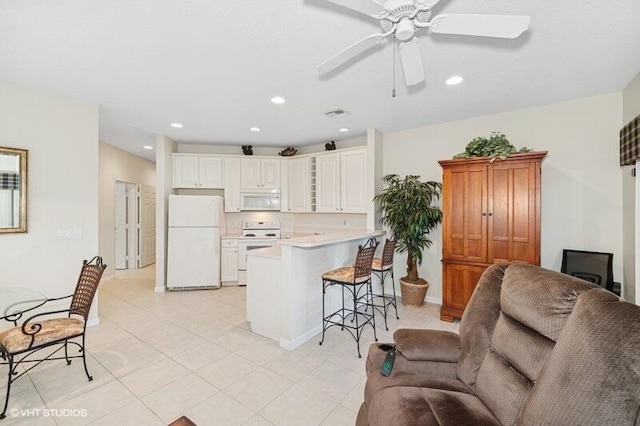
465,168,487,262
441,263,487,321
511,164,538,263
444,169,467,259
487,166,510,262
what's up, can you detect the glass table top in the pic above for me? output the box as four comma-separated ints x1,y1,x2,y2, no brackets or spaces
0,287,48,321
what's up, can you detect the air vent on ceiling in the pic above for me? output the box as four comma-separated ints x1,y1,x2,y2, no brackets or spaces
324,108,349,118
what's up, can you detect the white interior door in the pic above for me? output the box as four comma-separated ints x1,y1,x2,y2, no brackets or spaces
115,182,128,269
139,185,156,268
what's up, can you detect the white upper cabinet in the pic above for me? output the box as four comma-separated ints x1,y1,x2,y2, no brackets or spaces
240,158,280,191
316,149,366,213
340,149,367,213
315,153,341,212
288,157,311,212
173,154,223,189
223,157,241,212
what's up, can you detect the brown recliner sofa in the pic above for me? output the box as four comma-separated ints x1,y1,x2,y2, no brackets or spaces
357,263,640,426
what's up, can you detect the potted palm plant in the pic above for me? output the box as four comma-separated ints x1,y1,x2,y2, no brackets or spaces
374,174,443,306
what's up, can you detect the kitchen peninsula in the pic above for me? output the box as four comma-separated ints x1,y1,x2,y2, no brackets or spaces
246,229,384,350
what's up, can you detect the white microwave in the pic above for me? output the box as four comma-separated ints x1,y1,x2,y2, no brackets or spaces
240,193,280,211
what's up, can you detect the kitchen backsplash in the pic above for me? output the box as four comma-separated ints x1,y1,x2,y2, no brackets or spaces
224,211,366,235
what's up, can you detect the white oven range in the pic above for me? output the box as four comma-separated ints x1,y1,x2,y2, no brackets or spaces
237,221,280,286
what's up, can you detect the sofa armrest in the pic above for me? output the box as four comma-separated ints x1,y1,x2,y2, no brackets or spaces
393,329,461,362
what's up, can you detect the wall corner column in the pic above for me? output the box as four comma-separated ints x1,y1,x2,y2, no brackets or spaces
366,128,384,231
155,134,177,292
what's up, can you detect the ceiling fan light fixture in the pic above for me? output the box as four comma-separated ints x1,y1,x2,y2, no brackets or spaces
396,18,415,41
446,75,464,85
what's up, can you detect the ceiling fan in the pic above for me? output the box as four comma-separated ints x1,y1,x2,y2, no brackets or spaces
317,0,530,86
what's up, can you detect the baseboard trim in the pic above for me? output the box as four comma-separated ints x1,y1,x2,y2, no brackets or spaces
383,284,442,306
279,325,322,351
101,274,114,282
154,286,166,293
86,317,100,327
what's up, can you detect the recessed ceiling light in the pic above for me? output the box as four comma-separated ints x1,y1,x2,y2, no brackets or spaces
338,128,350,132
271,96,286,105
170,123,183,128
143,145,153,150
250,127,261,132
445,76,464,86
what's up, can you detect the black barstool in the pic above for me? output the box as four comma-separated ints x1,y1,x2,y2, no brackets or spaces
369,238,399,330
319,238,379,357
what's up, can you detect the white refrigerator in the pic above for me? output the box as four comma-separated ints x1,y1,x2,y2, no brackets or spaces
167,195,222,289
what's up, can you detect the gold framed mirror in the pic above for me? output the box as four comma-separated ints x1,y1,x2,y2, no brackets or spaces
0,146,28,233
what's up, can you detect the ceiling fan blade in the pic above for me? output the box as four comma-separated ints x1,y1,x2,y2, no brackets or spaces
430,14,530,39
399,38,425,86
323,0,386,17
317,33,386,73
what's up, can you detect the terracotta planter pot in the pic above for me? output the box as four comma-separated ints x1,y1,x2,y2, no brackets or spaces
400,278,429,307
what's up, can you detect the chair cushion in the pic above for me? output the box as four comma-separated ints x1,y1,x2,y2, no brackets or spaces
470,264,598,426
371,258,391,272
500,264,597,342
518,288,640,426
366,386,501,426
322,266,369,284
0,317,85,354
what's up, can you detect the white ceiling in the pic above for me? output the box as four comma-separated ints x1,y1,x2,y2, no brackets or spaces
1,0,640,162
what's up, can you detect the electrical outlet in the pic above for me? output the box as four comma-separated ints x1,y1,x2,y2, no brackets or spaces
57,228,82,240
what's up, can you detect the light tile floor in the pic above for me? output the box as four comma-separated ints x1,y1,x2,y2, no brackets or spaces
1,266,459,426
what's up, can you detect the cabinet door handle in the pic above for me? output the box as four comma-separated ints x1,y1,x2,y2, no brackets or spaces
482,212,487,216
488,213,493,216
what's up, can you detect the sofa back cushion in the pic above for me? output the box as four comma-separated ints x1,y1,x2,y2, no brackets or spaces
457,263,506,387
519,288,640,426
459,264,597,426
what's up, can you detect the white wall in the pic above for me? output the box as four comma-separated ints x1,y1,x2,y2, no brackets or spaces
623,71,640,303
0,81,100,319
383,93,624,304
98,142,155,278
155,134,177,291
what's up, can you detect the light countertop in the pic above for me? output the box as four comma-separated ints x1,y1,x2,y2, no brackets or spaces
279,229,384,248
221,233,241,239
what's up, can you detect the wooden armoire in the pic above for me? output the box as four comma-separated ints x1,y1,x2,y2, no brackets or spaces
439,151,547,322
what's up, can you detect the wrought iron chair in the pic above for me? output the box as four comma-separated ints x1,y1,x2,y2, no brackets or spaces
319,238,379,357
369,237,400,330
0,256,106,419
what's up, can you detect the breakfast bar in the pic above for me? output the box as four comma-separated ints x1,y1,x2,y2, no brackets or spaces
246,230,384,350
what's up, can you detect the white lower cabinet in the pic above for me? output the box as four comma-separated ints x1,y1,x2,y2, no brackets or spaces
221,238,239,283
